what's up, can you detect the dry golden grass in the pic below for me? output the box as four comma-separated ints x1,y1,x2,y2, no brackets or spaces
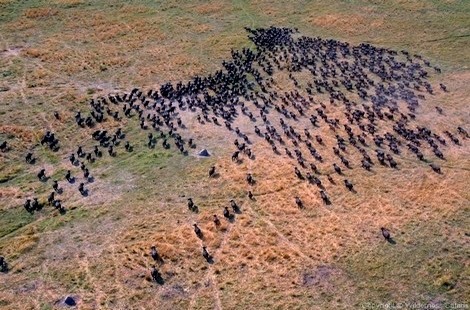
0,125,36,142
193,23,214,34
309,13,384,36
23,8,58,19
3,18,36,31
194,2,225,15
53,0,84,5
392,0,435,11
22,48,45,59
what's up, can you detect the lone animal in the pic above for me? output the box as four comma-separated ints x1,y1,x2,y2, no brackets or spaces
187,198,194,211
0,141,8,152
150,246,164,264
246,173,255,185
320,190,330,204
52,180,61,193
37,169,46,181
344,179,354,191
327,175,334,184
47,192,55,205
24,199,33,214
333,163,342,175
193,224,204,239
381,227,391,241
202,246,211,261
209,166,216,177
78,183,87,196
213,214,221,227
31,198,40,211
230,199,240,213
25,152,35,164
361,159,372,171
231,151,239,162
0,256,8,273
457,126,468,138
430,163,441,174
223,206,231,220
65,170,73,183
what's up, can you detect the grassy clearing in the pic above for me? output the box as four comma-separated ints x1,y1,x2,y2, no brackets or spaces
0,207,34,238
342,207,470,307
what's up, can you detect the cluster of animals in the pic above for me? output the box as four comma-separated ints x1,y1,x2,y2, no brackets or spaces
21,129,94,217
1,27,467,282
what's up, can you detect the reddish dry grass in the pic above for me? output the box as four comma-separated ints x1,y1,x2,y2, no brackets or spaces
0,186,20,199
0,125,37,143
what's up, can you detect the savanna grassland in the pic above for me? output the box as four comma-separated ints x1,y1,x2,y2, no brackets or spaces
0,1,469,309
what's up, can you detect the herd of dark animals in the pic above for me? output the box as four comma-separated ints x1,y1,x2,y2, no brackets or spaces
0,27,468,280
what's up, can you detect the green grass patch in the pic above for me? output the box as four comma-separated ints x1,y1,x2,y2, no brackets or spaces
340,212,469,305
0,207,34,238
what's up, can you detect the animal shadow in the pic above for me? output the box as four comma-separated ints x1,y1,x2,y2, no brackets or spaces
386,238,397,245
233,208,242,215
